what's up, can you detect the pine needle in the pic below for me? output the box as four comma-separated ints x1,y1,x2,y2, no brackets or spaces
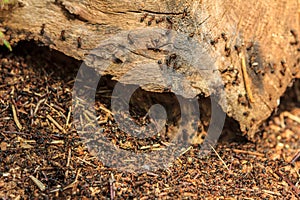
209,144,230,172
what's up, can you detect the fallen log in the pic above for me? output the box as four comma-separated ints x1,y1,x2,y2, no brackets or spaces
0,0,299,143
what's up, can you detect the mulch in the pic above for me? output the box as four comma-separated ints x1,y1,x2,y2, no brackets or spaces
0,43,299,199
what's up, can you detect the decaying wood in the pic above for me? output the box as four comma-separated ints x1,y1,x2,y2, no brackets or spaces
0,0,299,141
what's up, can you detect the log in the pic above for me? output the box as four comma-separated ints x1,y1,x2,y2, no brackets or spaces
0,0,299,143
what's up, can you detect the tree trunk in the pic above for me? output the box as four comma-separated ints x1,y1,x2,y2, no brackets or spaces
0,0,299,141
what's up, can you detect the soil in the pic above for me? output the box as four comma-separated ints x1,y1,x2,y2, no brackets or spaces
0,42,299,199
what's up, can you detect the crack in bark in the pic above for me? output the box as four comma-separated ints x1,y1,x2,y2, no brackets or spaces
141,9,184,16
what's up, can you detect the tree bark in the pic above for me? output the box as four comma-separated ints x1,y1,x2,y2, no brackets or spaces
0,0,299,141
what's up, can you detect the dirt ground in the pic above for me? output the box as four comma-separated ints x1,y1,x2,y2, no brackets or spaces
0,42,299,199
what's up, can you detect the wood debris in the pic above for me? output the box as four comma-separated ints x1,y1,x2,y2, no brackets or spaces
29,175,46,191
11,103,22,130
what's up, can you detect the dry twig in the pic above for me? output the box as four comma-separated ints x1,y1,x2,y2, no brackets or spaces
209,144,230,172
232,149,265,157
46,114,66,133
109,173,115,200
240,55,254,103
11,103,22,130
275,170,300,197
280,111,300,128
29,175,46,191
291,151,300,164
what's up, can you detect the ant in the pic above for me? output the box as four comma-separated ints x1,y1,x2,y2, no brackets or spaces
77,37,82,48
224,43,231,57
140,13,148,23
279,60,287,76
147,15,155,26
268,63,275,74
290,29,299,45
40,24,45,35
60,30,66,41
279,79,283,88
157,60,163,70
246,42,254,51
165,53,177,66
156,17,165,24
221,32,228,42
237,94,248,106
210,36,220,46
243,111,250,117
234,45,242,54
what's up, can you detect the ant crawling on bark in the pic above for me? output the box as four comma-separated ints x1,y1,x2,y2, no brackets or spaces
140,13,148,22
156,17,165,24
60,30,66,41
40,24,45,35
147,15,155,26
77,37,82,48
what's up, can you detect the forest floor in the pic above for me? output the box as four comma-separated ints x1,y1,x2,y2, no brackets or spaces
0,42,299,199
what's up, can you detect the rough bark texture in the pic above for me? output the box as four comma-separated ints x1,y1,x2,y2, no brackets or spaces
0,0,299,141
